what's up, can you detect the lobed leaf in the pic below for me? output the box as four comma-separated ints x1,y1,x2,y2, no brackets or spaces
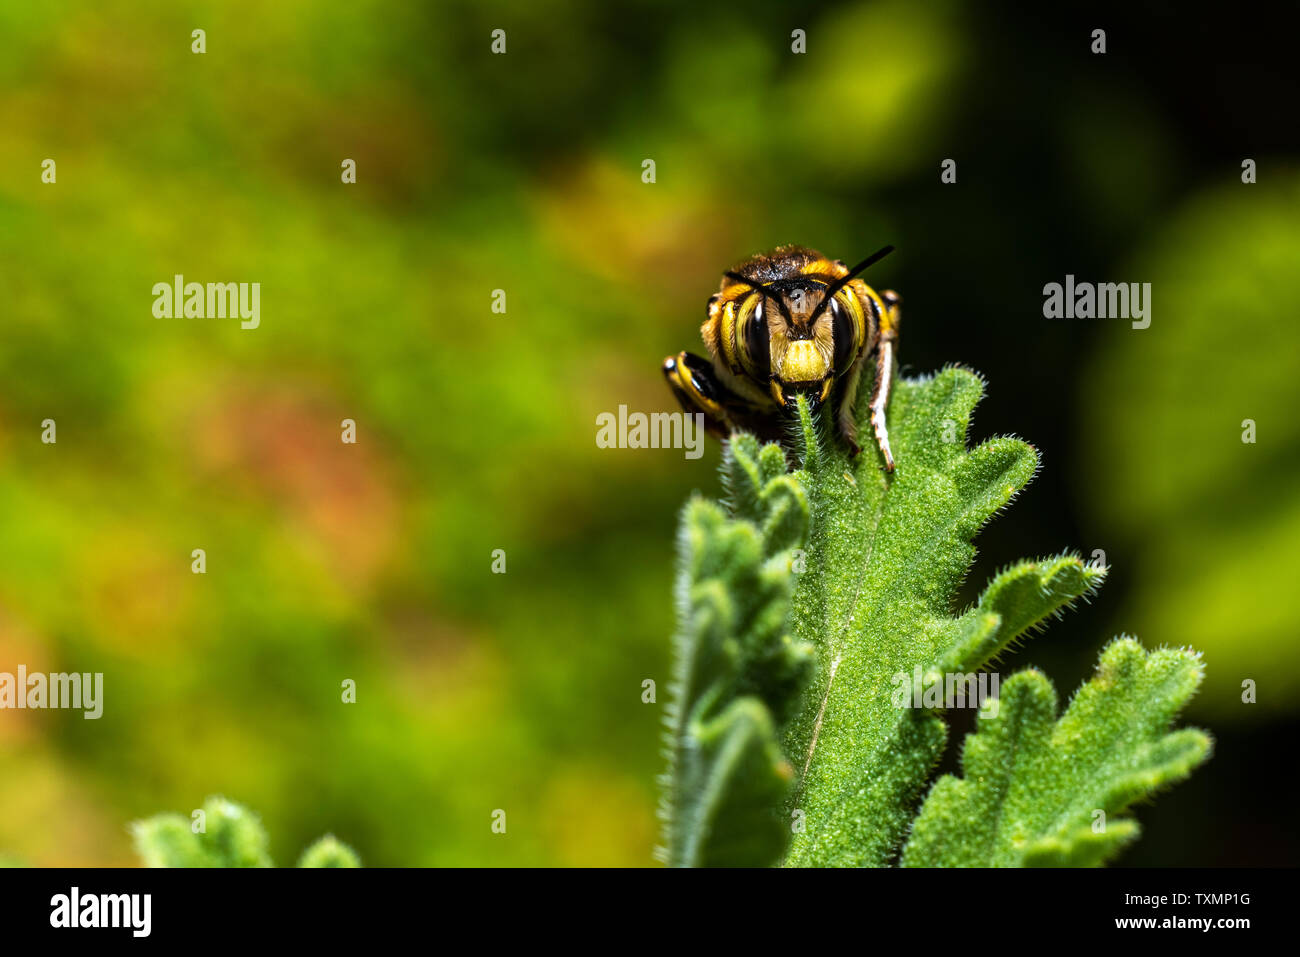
902,638,1211,867
298,834,362,868
131,796,359,867
132,796,270,868
661,365,1209,868
782,368,1103,866
658,436,815,866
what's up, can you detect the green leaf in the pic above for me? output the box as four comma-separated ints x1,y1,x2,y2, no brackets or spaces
782,368,1105,866
660,366,1209,868
131,814,215,867
658,435,815,867
132,796,272,867
298,834,362,868
200,796,274,868
132,796,359,867
902,638,1212,867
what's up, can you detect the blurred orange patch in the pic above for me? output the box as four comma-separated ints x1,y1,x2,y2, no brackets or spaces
191,381,404,590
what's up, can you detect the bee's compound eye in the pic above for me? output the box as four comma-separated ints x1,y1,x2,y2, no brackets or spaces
830,296,856,373
743,296,771,376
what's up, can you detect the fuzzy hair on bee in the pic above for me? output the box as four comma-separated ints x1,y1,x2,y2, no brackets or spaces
663,244,901,470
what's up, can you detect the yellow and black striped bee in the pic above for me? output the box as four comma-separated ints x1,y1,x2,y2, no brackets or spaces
663,244,901,469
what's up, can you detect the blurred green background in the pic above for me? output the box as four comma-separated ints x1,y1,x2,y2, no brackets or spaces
0,0,1296,866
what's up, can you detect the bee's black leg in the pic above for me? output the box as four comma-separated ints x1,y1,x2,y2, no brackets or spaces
662,351,734,438
663,351,784,444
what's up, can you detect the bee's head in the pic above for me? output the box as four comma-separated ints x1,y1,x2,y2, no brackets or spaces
723,245,894,412
759,282,838,409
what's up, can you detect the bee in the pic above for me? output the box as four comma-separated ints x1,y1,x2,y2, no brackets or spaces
662,244,901,469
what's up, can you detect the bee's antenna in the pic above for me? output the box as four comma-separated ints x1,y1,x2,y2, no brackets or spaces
723,271,794,324
807,244,895,324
